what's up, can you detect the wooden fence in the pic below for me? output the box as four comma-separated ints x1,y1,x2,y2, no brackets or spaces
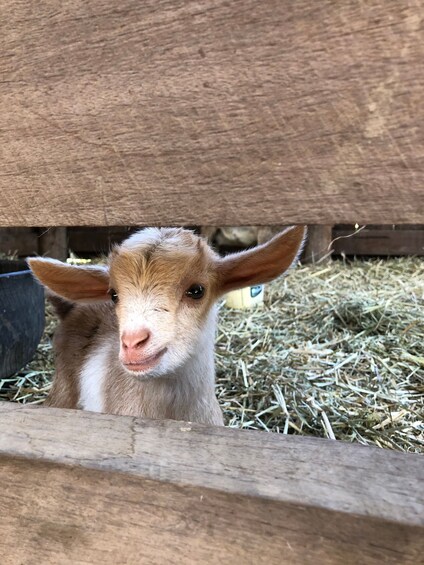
1,404,423,564
2,225,424,261
1,0,423,227
0,0,423,562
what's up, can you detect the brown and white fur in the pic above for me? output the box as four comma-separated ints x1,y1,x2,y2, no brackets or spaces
29,225,306,426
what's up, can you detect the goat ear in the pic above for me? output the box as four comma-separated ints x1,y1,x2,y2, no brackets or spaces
215,225,307,294
28,258,110,303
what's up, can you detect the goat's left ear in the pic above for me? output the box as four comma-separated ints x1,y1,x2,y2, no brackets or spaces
215,225,307,295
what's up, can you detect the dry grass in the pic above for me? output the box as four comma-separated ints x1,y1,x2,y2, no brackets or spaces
1,257,423,453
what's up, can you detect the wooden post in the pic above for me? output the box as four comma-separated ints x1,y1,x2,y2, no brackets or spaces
303,225,333,263
38,228,68,260
0,228,38,257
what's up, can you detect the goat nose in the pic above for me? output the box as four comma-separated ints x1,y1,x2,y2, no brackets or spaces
121,329,151,351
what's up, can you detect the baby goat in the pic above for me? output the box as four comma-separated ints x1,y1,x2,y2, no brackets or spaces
29,225,306,426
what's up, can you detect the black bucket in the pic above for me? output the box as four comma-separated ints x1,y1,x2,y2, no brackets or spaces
0,260,45,379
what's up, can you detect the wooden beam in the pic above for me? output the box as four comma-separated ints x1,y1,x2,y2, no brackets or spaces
333,226,424,256
0,0,423,227
303,225,333,263
38,228,68,260
68,226,136,255
0,404,422,563
0,228,39,256
2,225,424,258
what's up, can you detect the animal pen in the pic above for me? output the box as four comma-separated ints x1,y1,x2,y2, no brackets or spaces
0,1,423,563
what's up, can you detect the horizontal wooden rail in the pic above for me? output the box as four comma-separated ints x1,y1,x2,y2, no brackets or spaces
0,404,422,563
333,226,424,256
1,0,423,227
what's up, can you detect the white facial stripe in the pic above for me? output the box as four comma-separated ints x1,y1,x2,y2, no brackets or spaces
118,296,173,340
121,319,150,336
119,296,155,333
78,345,109,413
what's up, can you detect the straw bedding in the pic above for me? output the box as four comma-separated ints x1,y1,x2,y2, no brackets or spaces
1,258,423,453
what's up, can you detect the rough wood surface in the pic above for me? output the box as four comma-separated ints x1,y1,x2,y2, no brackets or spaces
0,228,39,256
0,0,423,227
303,225,333,263
2,225,424,258
0,404,422,564
333,226,424,256
38,228,68,260
68,226,138,255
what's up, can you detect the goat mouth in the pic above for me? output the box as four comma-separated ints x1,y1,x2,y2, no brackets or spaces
123,348,167,373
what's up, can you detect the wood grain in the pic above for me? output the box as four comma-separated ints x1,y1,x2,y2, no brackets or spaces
0,404,422,564
0,0,423,227
0,228,39,256
38,228,68,260
303,225,333,262
333,226,424,255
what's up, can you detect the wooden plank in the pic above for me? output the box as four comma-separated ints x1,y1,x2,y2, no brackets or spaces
0,227,131,257
0,228,39,256
38,228,68,260
0,0,423,227
0,404,422,564
303,225,333,263
333,227,424,255
68,226,137,255
2,225,424,258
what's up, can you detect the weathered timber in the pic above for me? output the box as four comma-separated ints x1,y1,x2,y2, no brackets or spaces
3,225,424,257
38,228,68,260
0,228,39,256
0,404,422,564
0,227,133,257
68,226,133,254
0,0,423,227
333,226,424,256
303,225,333,263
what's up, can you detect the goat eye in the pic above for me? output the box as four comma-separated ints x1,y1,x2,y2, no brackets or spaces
185,284,205,300
109,289,119,304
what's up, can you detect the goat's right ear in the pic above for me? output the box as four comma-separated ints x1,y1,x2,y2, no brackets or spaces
28,258,110,303
214,225,307,295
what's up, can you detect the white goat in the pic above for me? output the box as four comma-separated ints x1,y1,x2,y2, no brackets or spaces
29,225,306,426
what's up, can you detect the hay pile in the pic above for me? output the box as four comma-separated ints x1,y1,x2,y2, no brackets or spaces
1,258,423,453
